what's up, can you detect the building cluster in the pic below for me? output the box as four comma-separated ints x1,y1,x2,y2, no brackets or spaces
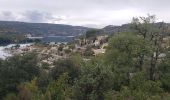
6,35,109,68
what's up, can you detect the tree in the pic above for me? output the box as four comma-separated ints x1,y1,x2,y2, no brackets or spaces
47,73,72,100
50,57,81,84
64,49,71,54
105,33,151,90
158,53,170,91
68,44,75,50
131,15,156,39
85,29,99,39
37,70,51,93
116,72,164,100
73,62,114,100
18,78,39,100
3,93,19,100
58,44,64,52
16,77,51,100
0,52,40,98
84,46,94,57
132,15,167,80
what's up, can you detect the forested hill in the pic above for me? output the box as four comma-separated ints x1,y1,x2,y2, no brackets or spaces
103,22,170,36
103,24,131,34
0,21,170,38
0,21,90,36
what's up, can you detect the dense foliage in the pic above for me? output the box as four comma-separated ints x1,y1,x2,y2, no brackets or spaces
0,15,170,100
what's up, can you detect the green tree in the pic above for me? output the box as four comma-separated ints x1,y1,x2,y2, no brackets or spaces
132,15,167,80
58,44,64,52
68,44,75,50
47,73,72,100
18,78,39,100
50,57,81,84
73,62,114,100
84,46,94,57
158,53,170,91
37,70,51,93
116,72,164,100
17,78,50,100
3,93,19,100
105,33,151,90
0,52,40,98
85,29,99,39
64,49,71,54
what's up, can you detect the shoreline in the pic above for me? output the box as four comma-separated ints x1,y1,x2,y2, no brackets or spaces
0,43,33,59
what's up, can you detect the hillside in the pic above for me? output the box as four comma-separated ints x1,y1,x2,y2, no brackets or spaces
0,21,90,36
103,23,170,36
103,24,131,34
0,21,170,38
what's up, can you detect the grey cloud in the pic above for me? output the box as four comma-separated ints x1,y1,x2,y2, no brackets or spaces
0,11,16,21
0,10,64,23
0,0,170,27
21,11,64,23
2,11,12,17
21,11,53,23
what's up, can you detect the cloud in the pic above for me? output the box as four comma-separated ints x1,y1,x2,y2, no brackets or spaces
22,11,48,23
0,0,170,28
21,11,63,23
0,10,64,23
0,11,17,21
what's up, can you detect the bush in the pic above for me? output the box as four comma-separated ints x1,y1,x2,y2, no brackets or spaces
0,52,40,98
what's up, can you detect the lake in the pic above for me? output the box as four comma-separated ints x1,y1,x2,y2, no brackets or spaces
29,36,75,43
0,36,75,59
0,43,32,59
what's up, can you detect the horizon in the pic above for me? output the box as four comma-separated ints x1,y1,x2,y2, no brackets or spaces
0,0,170,28
0,19,167,29
0,20,123,29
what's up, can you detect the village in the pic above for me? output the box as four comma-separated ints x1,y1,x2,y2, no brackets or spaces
5,33,170,70
5,34,109,68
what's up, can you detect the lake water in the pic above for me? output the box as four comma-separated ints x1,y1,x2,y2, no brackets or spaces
42,36,74,43
0,43,32,59
0,36,75,59
28,36,74,43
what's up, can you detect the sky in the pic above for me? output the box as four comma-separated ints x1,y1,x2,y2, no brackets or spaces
0,0,169,28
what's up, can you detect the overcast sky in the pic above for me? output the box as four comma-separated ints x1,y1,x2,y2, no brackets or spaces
0,0,169,28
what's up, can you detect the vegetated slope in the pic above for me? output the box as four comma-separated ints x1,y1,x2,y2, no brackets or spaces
0,21,90,36
103,22,170,36
103,24,131,34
